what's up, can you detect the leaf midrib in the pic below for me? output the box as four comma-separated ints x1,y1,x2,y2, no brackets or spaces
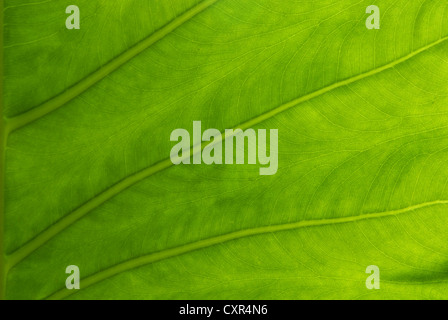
0,0,7,301
45,200,448,300
6,35,448,272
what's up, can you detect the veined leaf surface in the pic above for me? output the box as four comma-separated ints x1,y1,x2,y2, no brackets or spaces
1,0,448,300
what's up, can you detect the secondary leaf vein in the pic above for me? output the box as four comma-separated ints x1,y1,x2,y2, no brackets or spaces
45,200,448,300
7,35,448,270
6,0,219,133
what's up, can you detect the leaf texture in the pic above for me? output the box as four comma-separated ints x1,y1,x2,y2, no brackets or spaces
1,0,448,300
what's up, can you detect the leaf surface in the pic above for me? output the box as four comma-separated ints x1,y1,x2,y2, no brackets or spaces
2,0,448,299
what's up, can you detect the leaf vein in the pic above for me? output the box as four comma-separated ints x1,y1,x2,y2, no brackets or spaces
6,0,219,132
45,200,448,300
7,35,448,270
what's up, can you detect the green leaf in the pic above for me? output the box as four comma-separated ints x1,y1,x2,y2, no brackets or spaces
1,0,448,300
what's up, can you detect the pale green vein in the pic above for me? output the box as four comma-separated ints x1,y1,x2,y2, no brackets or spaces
0,129,6,302
45,200,448,300
0,0,6,300
7,35,448,271
5,0,219,133
0,125,6,301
